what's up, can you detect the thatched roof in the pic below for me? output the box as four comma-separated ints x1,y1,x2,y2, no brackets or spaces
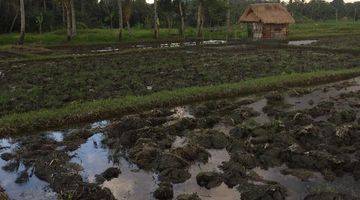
239,3,295,24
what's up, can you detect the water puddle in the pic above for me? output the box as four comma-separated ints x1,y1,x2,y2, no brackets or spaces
288,40,317,46
173,149,241,199
285,77,360,111
93,40,227,53
253,165,360,199
46,131,64,142
247,98,270,125
0,139,57,200
172,136,188,148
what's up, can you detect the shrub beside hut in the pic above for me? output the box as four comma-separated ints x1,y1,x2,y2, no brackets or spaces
239,3,295,40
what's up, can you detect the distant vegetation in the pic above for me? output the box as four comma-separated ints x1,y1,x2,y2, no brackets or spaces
0,21,358,46
0,0,359,45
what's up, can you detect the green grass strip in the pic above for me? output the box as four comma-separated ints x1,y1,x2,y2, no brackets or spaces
1,68,360,136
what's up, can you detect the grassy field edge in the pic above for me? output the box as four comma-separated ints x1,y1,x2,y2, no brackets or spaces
1,68,360,136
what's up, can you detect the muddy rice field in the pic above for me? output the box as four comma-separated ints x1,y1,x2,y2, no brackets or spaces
1,44,360,117
1,76,360,200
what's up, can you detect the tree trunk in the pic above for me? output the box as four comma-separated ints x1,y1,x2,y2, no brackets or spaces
9,12,18,33
226,0,231,41
196,0,204,39
118,0,123,41
355,8,357,22
65,3,72,41
62,3,66,25
18,0,25,45
43,0,47,12
110,16,113,29
178,1,185,38
70,0,76,37
127,21,132,36
39,22,42,34
154,0,159,39
166,16,172,33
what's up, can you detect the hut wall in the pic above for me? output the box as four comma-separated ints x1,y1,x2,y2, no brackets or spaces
251,23,263,40
270,24,288,40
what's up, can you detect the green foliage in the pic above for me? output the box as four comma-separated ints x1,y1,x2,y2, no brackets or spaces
0,21,358,46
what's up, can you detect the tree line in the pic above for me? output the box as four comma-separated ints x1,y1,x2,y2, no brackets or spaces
0,0,359,44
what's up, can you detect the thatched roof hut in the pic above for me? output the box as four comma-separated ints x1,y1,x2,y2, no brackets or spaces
239,3,295,40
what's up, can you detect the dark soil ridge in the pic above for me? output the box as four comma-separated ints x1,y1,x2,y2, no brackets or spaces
0,69,359,136
1,39,359,65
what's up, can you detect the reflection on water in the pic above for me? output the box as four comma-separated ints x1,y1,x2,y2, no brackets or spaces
285,77,360,111
103,160,158,200
253,165,360,199
172,136,188,148
247,98,270,125
0,139,57,200
173,149,241,200
68,133,159,200
288,40,317,46
46,131,64,142
93,40,227,53
70,133,113,183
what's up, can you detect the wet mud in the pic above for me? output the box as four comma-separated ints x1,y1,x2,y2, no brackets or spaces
1,77,360,199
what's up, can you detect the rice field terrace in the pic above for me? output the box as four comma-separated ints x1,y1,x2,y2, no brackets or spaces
1,76,360,200
0,21,360,200
1,44,359,117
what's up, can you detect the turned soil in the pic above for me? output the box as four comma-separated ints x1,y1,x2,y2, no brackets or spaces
1,77,360,200
0,44,359,117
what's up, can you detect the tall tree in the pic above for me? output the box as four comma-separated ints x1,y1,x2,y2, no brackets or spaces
70,0,76,37
18,0,26,45
225,0,231,41
118,0,123,41
196,0,204,39
178,0,185,38
153,0,159,39
124,0,133,35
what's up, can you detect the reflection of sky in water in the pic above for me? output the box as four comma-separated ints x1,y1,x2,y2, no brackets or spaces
46,131,64,142
68,133,159,200
102,158,159,200
0,139,57,200
91,120,110,129
70,133,114,183
173,149,241,200
254,165,360,199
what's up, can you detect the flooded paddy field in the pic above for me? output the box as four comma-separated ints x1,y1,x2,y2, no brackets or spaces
1,77,360,200
1,44,359,117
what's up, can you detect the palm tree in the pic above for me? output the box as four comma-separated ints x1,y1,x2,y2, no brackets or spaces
154,0,159,39
18,0,26,45
117,0,123,41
